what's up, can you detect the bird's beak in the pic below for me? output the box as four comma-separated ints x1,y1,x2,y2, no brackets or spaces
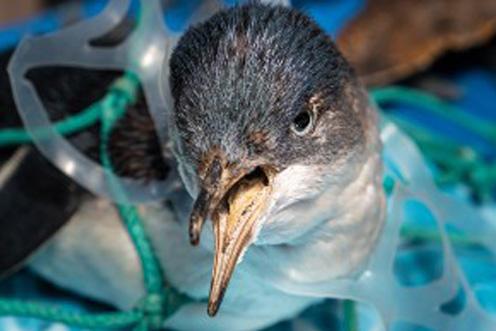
188,158,273,316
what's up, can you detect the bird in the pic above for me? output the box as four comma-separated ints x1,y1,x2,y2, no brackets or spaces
0,2,386,330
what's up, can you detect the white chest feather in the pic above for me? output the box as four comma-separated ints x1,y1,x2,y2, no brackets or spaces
29,150,384,331
246,150,386,286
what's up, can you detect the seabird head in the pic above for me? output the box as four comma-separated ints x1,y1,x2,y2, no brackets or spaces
169,3,382,316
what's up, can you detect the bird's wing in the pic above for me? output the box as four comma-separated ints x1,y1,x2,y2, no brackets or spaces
0,55,177,277
0,148,87,278
0,57,116,278
0,51,22,156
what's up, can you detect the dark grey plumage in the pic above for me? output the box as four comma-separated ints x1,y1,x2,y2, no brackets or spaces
0,66,167,277
170,3,368,173
0,12,172,274
26,67,169,182
0,3,373,290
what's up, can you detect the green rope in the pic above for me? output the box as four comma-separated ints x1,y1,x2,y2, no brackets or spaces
0,97,102,147
371,86,496,144
98,72,165,295
343,300,358,331
383,176,395,196
372,86,496,202
0,300,142,329
99,72,191,330
0,81,492,329
0,72,190,331
97,83,165,292
100,75,163,293
0,74,146,330
97,74,186,330
400,226,481,247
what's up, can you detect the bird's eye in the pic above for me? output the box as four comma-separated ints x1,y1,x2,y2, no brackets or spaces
291,110,313,135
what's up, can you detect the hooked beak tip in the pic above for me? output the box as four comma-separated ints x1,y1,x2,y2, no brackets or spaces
190,236,200,246
207,299,221,317
188,162,275,316
189,222,201,246
188,196,210,246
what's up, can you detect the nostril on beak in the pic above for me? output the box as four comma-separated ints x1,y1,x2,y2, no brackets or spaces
243,166,269,186
188,161,273,247
189,188,211,245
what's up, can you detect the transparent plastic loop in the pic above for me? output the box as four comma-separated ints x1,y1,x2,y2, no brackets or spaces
7,1,496,329
342,123,496,330
7,0,223,203
243,122,496,331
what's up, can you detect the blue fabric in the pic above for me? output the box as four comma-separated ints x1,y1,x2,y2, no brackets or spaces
0,0,107,52
292,0,365,37
0,11,60,52
383,69,496,158
0,0,365,52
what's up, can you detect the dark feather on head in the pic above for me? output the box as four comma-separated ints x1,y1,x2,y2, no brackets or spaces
170,3,369,173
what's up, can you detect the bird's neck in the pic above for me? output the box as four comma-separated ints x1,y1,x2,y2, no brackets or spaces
304,144,386,279
246,109,386,285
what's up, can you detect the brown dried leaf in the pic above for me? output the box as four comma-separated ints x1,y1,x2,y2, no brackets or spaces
337,0,496,86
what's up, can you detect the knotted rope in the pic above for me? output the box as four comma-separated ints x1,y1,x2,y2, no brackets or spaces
0,79,490,331
0,72,190,331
